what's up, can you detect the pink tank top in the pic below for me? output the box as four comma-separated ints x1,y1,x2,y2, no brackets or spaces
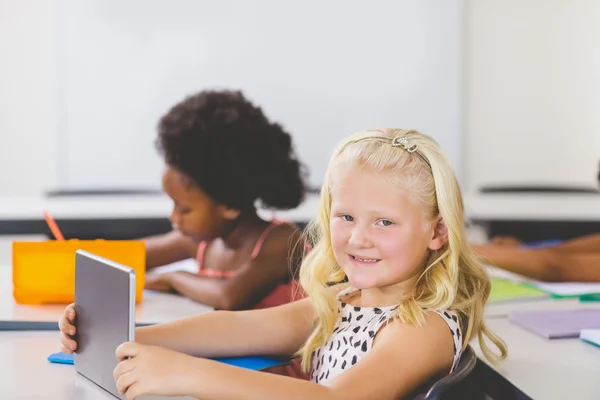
196,219,307,308
197,219,310,379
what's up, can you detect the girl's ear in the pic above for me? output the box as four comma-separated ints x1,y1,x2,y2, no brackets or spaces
428,215,448,251
221,206,241,221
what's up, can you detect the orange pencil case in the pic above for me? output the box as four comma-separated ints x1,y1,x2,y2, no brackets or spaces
12,240,146,305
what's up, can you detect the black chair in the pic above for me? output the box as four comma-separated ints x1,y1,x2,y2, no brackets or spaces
414,345,482,400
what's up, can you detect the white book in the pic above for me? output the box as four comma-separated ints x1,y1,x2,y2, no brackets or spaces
152,258,199,274
580,329,600,348
529,282,600,297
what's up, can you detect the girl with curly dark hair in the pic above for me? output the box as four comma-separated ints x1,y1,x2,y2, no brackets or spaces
143,90,308,314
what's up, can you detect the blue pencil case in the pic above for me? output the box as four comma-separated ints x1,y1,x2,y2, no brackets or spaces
48,351,287,370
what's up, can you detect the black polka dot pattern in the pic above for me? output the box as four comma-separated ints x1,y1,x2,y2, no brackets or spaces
310,287,463,385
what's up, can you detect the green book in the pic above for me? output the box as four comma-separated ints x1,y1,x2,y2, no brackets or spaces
489,278,548,302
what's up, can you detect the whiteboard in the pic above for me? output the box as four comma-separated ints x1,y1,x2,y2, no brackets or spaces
57,0,464,190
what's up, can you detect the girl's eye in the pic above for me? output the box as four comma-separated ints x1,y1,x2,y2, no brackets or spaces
341,215,354,222
377,220,393,227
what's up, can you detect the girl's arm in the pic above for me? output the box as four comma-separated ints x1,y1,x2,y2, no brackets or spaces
473,243,600,282
550,233,600,253
117,310,454,400
203,312,453,400
136,297,315,358
143,230,198,270
490,234,600,254
163,226,304,310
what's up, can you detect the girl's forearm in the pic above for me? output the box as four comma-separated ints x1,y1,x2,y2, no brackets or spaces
135,311,275,358
473,244,558,281
553,234,600,253
166,271,232,309
135,302,311,358
184,358,336,400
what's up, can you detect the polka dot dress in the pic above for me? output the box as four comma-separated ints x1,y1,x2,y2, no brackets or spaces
310,287,463,385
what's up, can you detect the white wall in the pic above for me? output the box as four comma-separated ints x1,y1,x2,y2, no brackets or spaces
0,0,58,196
57,0,464,190
2,0,600,198
465,0,600,193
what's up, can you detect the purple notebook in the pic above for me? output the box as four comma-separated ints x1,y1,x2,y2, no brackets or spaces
509,309,600,339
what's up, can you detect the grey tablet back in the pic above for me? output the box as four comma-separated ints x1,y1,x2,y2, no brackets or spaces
73,250,135,399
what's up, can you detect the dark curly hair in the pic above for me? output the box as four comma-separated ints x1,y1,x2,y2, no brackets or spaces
156,90,307,211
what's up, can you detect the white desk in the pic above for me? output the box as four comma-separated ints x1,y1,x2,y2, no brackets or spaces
0,193,321,239
485,297,600,318
0,331,194,399
3,276,600,398
0,193,321,222
474,299,600,400
463,193,600,221
6,307,599,400
473,318,600,400
0,266,212,329
1,192,598,221
463,192,600,242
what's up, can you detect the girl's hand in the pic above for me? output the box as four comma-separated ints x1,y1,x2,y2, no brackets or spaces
113,342,197,399
144,272,173,292
58,303,78,354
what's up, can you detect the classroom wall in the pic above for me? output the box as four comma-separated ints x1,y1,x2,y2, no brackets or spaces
57,0,464,191
465,0,600,193
1,0,465,194
0,0,59,196
2,0,600,197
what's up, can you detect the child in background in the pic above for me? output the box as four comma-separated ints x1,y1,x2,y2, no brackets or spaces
142,90,308,311
60,129,506,399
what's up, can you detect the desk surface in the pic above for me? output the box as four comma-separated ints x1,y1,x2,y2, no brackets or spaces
464,193,600,221
0,192,599,223
4,272,600,398
485,296,600,318
0,266,212,327
473,299,600,400
0,193,321,222
1,331,194,399
7,305,600,400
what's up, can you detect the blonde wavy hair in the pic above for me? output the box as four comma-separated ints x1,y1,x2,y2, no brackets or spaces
298,128,507,372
